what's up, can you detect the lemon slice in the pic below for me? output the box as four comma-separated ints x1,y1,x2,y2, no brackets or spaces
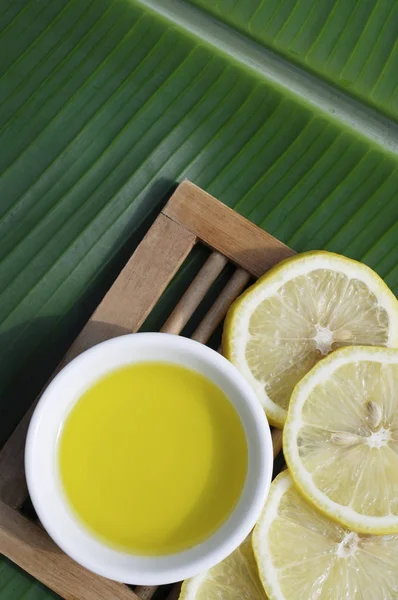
253,471,398,600
179,537,267,600
223,251,398,427
284,346,398,534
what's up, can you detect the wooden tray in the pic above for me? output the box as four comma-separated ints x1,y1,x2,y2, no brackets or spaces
0,181,294,600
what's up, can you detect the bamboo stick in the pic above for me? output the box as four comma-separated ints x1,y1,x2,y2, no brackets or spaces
191,268,251,344
161,252,228,335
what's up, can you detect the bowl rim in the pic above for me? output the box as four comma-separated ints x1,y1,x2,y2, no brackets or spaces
25,332,273,585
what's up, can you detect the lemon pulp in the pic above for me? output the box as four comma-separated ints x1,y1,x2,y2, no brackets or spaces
58,362,247,555
284,346,398,534
253,471,398,600
180,536,266,600
223,251,398,427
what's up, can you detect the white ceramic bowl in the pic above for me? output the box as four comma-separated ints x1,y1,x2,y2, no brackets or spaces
25,333,273,585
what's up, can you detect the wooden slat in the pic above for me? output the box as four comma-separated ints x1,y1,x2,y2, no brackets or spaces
64,214,196,358
0,417,31,511
161,252,228,335
0,214,196,510
134,585,158,600
135,582,181,600
163,181,295,278
0,500,139,600
166,583,182,600
272,428,283,458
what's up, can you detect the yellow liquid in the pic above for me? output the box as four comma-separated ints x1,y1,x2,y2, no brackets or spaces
58,362,247,555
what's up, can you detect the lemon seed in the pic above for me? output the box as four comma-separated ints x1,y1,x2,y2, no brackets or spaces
366,401,382,429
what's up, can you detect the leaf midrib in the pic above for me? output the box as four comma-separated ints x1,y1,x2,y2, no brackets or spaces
136,0,398,157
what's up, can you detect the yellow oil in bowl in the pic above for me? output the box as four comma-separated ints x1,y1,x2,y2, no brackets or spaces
58,362,248,555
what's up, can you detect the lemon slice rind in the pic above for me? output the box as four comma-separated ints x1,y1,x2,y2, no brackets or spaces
224,251,398,427
284,345,398,534
253,470,398,600
179,536,267,599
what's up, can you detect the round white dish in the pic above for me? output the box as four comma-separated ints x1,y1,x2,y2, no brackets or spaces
25,332,273,585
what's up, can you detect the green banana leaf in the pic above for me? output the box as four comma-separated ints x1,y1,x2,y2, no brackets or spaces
0,0,397,597
187,0,398,121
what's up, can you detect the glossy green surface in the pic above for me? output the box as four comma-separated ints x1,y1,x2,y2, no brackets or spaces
188,0,398,120
0,561,59,600
0,0,397,596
